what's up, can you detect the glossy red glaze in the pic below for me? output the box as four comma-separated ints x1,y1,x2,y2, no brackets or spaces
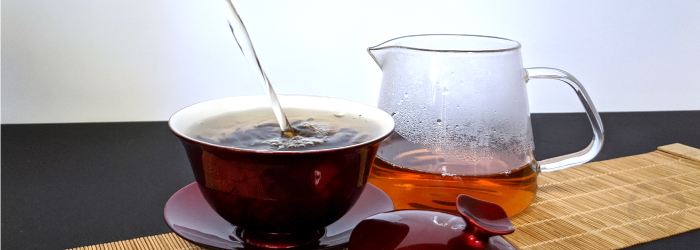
175,136,386,248
164,182,395,249
348,194,515,250
457,194,515,245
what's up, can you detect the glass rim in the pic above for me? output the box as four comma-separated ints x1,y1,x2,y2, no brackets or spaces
368,34,522,53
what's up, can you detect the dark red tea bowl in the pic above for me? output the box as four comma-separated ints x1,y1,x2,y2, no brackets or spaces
169,95,395,248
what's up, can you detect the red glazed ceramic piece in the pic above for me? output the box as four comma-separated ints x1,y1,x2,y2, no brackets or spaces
348,194,516,250
165,182,394,249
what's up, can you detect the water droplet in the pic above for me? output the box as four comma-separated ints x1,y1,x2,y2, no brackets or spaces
333,112,346,118
456,105,460,109
404,92,409,97
391,112,398,117
436,119,442,123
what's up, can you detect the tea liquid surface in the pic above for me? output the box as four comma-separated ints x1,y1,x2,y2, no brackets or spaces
368,132,537,216
186,107,382,151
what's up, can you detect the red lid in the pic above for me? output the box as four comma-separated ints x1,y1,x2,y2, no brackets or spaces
348,194,516,250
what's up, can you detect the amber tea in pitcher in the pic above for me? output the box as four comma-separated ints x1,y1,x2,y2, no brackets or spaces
369,133,538,216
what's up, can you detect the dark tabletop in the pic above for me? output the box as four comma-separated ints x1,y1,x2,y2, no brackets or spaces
3,111,700,249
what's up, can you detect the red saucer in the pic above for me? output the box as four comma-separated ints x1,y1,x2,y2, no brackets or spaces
164,182,394,249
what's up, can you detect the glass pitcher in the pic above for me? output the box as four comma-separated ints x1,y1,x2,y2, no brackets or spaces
366,34,604,216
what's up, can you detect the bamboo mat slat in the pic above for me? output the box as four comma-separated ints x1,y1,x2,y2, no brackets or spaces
69,143,700,250
67,233,210,250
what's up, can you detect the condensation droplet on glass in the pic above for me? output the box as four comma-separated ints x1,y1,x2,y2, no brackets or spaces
436,119,442,123
390,112,397,117
333,112,346,118
404,92,409,97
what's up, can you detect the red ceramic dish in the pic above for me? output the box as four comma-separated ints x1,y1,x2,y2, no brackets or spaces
165,182,394,249
348,194,516,250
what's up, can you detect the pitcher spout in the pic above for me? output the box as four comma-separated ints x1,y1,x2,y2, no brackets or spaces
367,46,386,70
368,35,417,70
368,35,434,70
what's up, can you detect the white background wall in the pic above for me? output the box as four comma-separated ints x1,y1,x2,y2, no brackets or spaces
2,0,700,124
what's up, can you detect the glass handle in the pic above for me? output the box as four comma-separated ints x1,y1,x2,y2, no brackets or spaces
525,68,604,172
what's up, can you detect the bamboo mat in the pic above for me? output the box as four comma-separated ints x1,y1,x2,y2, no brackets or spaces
504,143,700,249
69,143,700,250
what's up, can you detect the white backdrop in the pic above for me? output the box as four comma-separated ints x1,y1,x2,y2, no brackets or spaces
2,0,700,124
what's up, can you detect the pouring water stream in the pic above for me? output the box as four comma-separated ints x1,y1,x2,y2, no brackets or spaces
219,0,296,136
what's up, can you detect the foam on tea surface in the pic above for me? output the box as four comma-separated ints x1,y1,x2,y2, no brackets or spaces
186,108,381,151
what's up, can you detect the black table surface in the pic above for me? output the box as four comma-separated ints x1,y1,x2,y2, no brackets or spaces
3,111,700,249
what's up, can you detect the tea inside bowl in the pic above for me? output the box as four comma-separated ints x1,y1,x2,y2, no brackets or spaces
170,95,394,152
185,107,385,151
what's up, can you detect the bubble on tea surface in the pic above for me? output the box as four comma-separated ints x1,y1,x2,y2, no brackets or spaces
265,120,333,149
